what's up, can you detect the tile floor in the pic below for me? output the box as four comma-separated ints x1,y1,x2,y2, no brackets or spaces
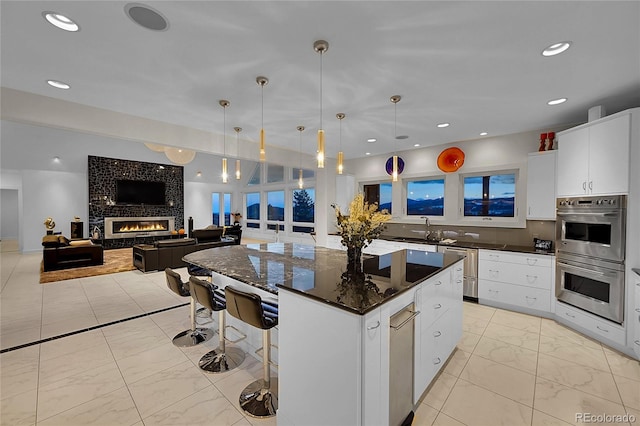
1,248,639,426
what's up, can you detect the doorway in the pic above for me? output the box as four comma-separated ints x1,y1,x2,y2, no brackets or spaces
1,189,19,252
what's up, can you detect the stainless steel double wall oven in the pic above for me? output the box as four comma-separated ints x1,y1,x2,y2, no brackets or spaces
556,195,627,323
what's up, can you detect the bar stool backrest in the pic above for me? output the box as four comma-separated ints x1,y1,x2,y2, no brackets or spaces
189,276,226,311
225,286,277,330
165,268,190,297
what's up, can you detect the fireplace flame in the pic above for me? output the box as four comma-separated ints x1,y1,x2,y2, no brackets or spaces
117,223,167,233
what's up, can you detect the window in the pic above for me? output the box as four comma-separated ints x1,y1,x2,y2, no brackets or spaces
291,168,315,180
463,173,516,217
246,192,260,229
406,178,445,216
267,164,285,183
211,193,232,226
267,190,284,231
292,188,315,233
247,164,261,186
363,182,393,213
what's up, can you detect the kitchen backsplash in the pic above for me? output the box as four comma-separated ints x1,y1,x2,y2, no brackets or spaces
381,221,556,248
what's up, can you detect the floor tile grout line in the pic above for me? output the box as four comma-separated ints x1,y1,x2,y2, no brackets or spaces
0,302,189,354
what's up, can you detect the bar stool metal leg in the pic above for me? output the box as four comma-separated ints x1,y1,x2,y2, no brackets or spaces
239,329,278,418
172,295,214,347
199,310,246,373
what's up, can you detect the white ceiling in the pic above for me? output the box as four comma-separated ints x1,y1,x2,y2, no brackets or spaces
1,1,639,161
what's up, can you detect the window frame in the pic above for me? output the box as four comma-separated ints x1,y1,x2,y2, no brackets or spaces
291,187,315,234
245,191,261,230
458,168,524,227
405,177,446,218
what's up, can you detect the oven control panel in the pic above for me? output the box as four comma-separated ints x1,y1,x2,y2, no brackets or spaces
557,195,626,209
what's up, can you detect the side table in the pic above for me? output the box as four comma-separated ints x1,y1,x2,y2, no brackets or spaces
133,244,158,273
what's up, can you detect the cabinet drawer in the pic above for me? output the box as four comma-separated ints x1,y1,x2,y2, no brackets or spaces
479,280,551,313
478,260,552,290
479,250,553,268
555,302,626,346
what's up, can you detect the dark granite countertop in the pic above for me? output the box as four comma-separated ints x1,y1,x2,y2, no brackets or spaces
183,243,464,315
377,235,555,255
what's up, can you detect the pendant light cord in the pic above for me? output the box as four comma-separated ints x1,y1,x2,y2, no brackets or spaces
319,51,323,129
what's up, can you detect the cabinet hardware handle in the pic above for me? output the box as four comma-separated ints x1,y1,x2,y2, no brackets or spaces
526,259,537,265
526,275,538,281
367,321,380,330
635,308,640,313
528,206,531,215
583,181,587,191
435,280,442,286
389,310,420,330
433,357,442,365
635,340,640,346
456,280,463,284
433,331,442,337
434,303,442,309
565,312,576,319
557,262,606,276
589,181,593,191
525,296,537,300
596,325,609,333
456,268,463,272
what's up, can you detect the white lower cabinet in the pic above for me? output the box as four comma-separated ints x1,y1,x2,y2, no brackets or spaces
478,250,554,315
278,260,463,426
555,301,626,346
632,275,640,359
414,260,463,404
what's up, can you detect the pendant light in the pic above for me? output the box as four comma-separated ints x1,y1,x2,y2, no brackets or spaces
234,127,242,180
297,126,305,188
390,95,401,182
314,40,328,168
219,100,229,183
256,76,268,162
336,113,345,174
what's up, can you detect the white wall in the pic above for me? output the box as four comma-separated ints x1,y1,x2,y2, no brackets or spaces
1,189,19,239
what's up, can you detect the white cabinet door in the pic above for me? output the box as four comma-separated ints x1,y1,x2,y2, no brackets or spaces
588,114,630,195
557,126,589,197
634,276,640,359
527,151,557,220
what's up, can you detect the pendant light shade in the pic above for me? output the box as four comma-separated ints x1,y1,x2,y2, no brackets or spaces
234,127,242,180
390,95,401,182
256,76,268,162
297,125,305,189
219,100,230,183
314,40,328,168
336,113,345,174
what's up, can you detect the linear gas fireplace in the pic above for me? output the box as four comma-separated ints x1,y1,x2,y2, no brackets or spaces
104,216,175,239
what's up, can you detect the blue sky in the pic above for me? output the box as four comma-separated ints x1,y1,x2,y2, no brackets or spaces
407,179,445,200
464,174,515,199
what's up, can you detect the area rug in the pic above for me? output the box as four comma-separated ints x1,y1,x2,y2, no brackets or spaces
40,248,136,283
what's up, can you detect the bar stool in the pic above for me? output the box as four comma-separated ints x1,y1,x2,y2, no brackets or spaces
188,276,246,373
187,264,214,324
225,286,279,418
165,268,213,347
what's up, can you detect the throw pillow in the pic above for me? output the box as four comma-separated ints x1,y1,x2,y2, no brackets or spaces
69,240,93,246
58,235,71,246
42,235,60,247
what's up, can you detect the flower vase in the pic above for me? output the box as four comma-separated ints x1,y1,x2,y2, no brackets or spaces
347,246,363,274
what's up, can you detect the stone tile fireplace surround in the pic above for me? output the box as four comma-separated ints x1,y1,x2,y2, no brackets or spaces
88,156,184,249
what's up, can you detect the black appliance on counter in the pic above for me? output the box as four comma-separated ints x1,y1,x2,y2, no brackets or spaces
556,195,627,323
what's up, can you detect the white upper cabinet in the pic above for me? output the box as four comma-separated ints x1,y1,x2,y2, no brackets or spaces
557,113,631,197
527,150,557,220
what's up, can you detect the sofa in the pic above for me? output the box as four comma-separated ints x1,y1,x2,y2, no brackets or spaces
42,235,104,271
133,227,239,272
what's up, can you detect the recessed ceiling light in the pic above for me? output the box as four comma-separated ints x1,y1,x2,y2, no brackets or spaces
480,132,488,136
365,152,371,156
47,80,70,89
542,41,571,57
367,138,377,143
414,144,420,147
125,3,169,31
437,123,450,128
43,12,79,31
547,98,567,105
53,156,60,162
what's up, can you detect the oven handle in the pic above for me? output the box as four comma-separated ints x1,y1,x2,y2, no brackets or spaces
556,212,618,217
557,262,605,276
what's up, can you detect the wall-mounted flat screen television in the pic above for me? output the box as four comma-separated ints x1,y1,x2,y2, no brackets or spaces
116,180,166,205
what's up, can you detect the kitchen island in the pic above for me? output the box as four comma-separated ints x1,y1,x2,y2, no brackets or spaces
183,243,464,426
